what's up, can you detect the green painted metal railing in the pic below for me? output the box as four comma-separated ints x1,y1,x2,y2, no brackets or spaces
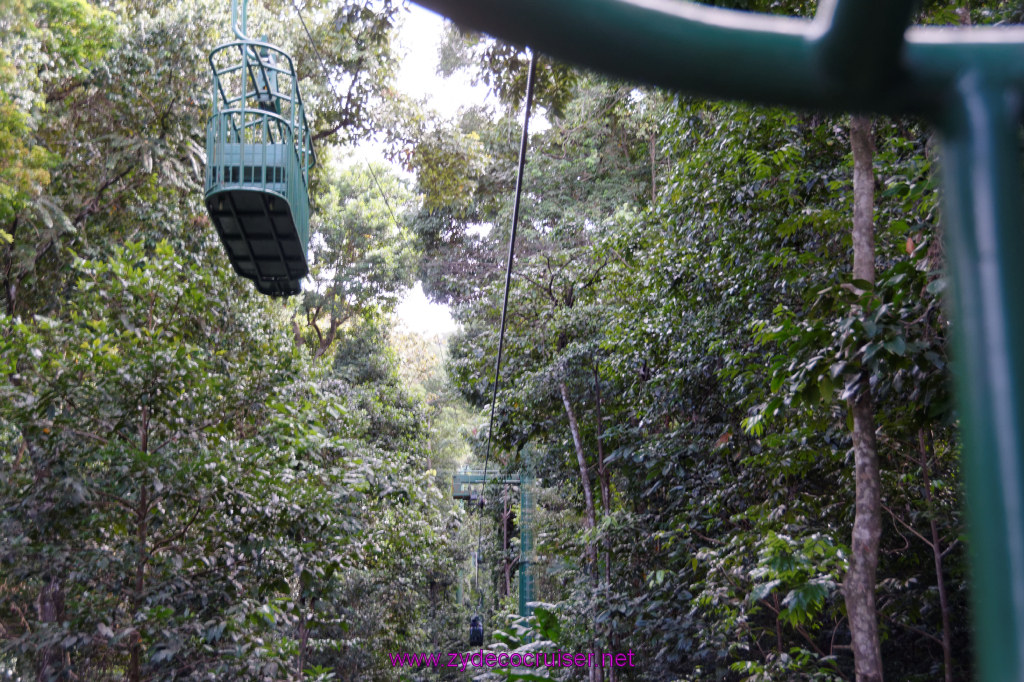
204,0,316,295
413,0,1024,678
205,37,316,251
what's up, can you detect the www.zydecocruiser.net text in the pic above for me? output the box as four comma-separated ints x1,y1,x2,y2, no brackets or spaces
389,650,638,671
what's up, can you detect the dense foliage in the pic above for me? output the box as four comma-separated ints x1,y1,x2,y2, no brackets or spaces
0,1,468,679
0,0,1006,680
420,16,974,682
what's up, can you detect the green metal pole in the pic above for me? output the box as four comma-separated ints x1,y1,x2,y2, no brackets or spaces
518,472,535,620
231,0,249,40
814,0,916,95
938,71,1024,681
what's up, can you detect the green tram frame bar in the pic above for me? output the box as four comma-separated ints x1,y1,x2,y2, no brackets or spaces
414,0,1024,678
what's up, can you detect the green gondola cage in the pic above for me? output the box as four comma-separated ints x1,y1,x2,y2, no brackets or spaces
205,0,317,297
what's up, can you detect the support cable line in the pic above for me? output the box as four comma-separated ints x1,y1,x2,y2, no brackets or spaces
289,0,538,641
473,51,538,619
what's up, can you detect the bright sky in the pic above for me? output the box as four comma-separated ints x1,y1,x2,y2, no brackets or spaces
389,4,490,335
394,281,457,335
394,5,493,117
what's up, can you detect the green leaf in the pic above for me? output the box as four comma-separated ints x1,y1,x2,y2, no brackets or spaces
883,336,906,356
532,605,562,643
749,579,782,603
817,375,833,403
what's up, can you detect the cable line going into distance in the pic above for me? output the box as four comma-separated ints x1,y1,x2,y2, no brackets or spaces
473,50,537,618
286,0,539,639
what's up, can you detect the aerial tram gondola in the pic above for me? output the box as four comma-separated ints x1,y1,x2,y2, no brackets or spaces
205,0,316,296
469,615,484,647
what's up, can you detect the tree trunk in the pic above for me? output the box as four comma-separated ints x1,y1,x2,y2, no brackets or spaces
35,577,64,681
127,404,153,682
844,114,884,682
594,367,612,583
312,316,341,358
846,397,882,681
593,364,615,682
919,429,953,682
559,380,597,570
28,434,64,681
128,484,149,682
559,380,602,682
593,365,611,515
